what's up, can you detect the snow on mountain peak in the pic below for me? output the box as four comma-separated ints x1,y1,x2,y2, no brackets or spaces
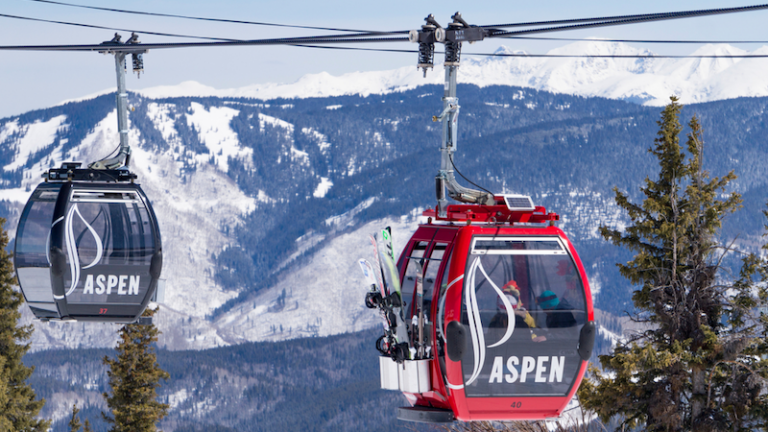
132,41,768,107
492,46,526,56
547,40,647,56
48,39,767,111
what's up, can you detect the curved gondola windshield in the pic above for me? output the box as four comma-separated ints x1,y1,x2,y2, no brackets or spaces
62,189,156,307
460,236,587,398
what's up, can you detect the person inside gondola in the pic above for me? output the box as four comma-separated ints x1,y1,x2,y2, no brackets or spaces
556,259,581,308
537,290,577,329
489,281,546,342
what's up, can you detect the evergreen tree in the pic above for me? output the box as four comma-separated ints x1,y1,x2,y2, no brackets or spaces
0,218,49,431
69,403,93,432
68,403,82,431
103,307,169,432
578,97,768,430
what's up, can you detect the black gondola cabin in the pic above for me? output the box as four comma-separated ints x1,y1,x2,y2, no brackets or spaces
14,164,162,322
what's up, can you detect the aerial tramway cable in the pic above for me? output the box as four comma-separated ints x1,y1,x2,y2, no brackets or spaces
483,5,768,39
0,12,240,41
4,13,768,59
504,35,768,44
2,3,768,54
481,3,768,30
21,0,396,34
289,44,768,59
0,12,408,42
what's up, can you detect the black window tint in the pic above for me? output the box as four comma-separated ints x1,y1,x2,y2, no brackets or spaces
401,241,429,318
460,236,586,398
62,197,155,305
422,244,446,316
16,187,60,267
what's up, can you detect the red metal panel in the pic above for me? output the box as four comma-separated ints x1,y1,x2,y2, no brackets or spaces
432,225,459,242
409,226,437,243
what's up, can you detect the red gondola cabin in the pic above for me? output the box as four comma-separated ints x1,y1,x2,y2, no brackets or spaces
378,196,595,423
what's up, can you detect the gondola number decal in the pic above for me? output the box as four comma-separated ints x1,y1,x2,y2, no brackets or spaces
510,401,522,409
99,308,108,314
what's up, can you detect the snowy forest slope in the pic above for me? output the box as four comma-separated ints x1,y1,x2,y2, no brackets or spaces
2,86,768,355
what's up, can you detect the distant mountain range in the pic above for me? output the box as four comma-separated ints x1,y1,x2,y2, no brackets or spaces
108,41,768,107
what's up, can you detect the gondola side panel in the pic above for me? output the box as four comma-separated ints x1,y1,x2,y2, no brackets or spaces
14,183,63,319
59,185,158,320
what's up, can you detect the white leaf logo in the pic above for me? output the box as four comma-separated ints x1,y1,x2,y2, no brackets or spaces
64,204,103,296
464,257,515,386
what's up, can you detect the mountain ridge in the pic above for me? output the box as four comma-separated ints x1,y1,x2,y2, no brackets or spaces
94,41,768,108
2,85,768,354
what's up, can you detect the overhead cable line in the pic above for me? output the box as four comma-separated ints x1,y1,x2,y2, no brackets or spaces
3,3,768,54
5,11,768,52
22,0,404,34
482,3,768,30
473,52,768,58
0,12,238,41
291,45,768,59
6,36,768,59
485,4,768,38
0,34,410,52
0,12,399,42
17,1,768,41
504,36,768,44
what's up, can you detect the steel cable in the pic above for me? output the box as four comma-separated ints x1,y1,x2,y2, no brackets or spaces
485,5,768,39
482,3,768,30
502,36,768,44
22,0,407,35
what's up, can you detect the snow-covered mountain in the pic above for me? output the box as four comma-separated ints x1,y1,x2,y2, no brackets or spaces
127,41,768,107
9,41,768,432
5,58,768,354
0,95,432,352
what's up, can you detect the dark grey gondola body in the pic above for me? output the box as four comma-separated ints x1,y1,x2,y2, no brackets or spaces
15,181,162,322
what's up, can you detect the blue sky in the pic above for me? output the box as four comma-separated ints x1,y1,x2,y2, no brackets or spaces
2,0,768,118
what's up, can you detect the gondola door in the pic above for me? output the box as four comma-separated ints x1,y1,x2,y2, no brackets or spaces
442,225,594,421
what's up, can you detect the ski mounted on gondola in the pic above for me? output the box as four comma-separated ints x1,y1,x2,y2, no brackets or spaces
14,34,163,324
361,13,596,424
362,232,410,362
